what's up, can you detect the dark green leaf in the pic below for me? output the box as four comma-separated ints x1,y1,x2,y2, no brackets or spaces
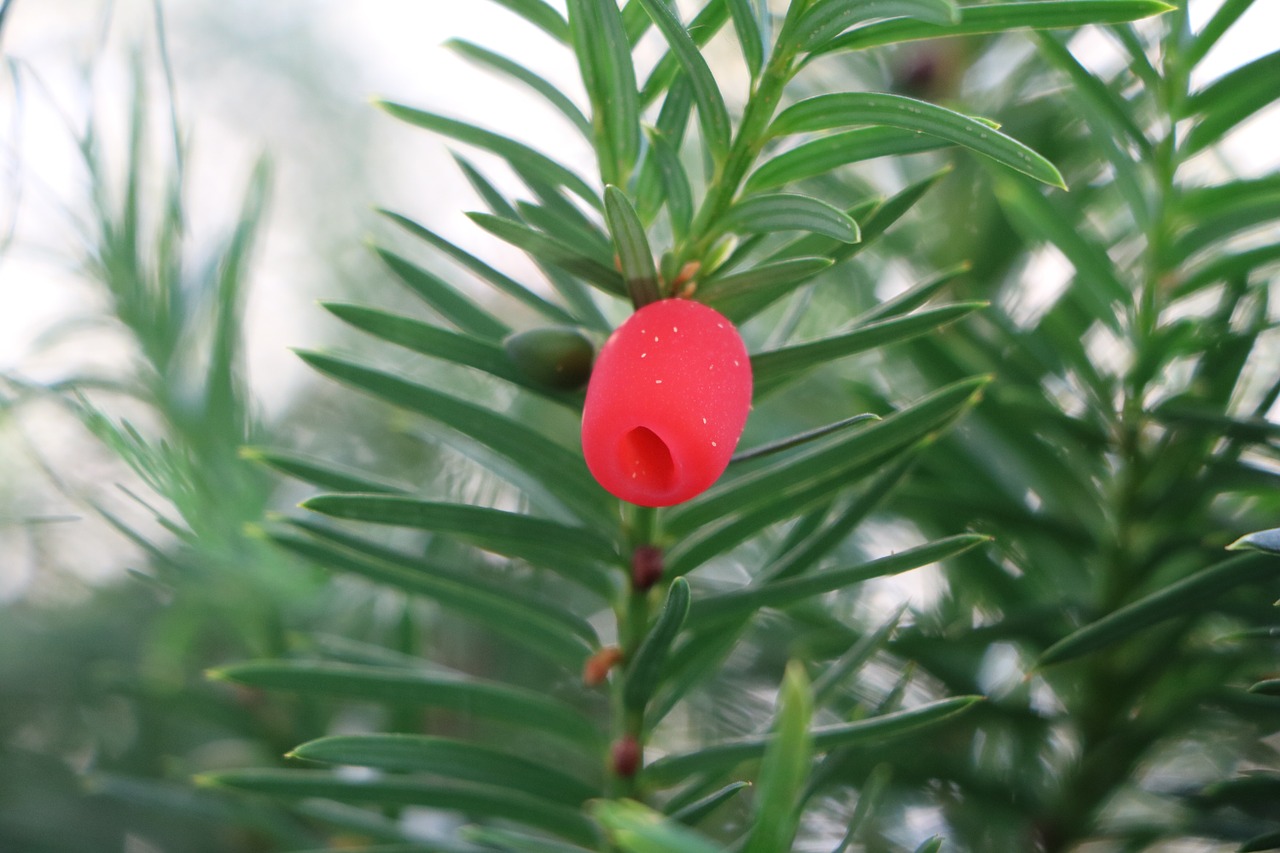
567,0,641,185
1182,0,1254,69
456,153,523,219
636,75,696,222
379,210,580,325
727,0,766,79
854,264,968,325
1177,243,1280,296
289,734,598,805
287,519,598,646
1175,176,1280,225
745,127,950,192
1169,191,1280,267
796,0,959,51
464,828,597,853
1183,49,1280,154
770,93,1065,188
816,1,1176,53
500,175,616,328
643,696,982,785
209,661,603,749
376,103,600,209
640,1,730,107
720,193,861,243
667,377,989,536
466,833,595,853
1036,38,1151,225
320,303,576,406
444,40,592,138
647,631,741,728
302,633,430,670
833,763,892,851
635,0,733,161
285,840,481,845
1197,773,1280,819
484,0,572,43
813,607,906,705
1240,829,1280,853
765,167,947,269
624,578,692,712
701,256,833,321
468,213,627,297
295,351,609,528
1039,553,1280,666
1152,405,1280,445
765,452,923,583
731,413,880,463
593,800,724,853
199,769,599,846
620,0,655,45
667,782,751,826
301,494,620,597
991,174,1128,330
605,185,661,306
515,201,614,268
644,126,694,241
80,773,303,841
752,303,985,394
840,167,948,248
1034,32,1150,156
743,662,814,853
268,528,595,666
241,446,406,494
688,535,989,627
667,452,889,577
371,246,510,341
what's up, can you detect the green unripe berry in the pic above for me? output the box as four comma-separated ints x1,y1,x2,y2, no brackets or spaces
503,326,595,390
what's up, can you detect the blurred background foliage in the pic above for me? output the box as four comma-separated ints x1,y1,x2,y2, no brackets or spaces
1,0,1278,851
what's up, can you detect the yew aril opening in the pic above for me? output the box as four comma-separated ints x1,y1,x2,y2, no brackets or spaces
582,299,752,507
619,426,677,494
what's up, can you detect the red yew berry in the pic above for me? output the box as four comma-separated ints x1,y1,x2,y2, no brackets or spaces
581,299,752,507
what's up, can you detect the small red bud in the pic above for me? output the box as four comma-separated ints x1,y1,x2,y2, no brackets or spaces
611,735,641,778
581,299,752,506
632,545,663,591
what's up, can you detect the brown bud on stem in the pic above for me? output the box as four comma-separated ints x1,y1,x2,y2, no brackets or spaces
672,260,701,298
632,545,663,592
582,646,623,687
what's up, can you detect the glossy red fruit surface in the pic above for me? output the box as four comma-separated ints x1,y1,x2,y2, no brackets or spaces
581,299,752,507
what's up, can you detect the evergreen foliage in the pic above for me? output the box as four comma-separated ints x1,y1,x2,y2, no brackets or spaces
4,1,1280,851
